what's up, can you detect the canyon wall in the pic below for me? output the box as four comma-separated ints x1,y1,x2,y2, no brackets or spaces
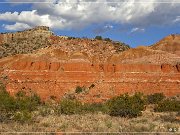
4,61,180,102
0,27,179,102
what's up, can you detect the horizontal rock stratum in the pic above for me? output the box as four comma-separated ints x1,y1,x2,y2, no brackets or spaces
0,26,180,102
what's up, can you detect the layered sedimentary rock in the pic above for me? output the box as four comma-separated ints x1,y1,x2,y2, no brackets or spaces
1,59,179,102
0,27,180,102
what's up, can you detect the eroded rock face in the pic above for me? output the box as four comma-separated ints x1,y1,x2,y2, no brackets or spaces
0,28,180,102
151,34,180,56
2,60,180,102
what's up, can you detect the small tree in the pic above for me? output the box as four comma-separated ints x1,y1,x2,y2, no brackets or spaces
95,36,102,40
75,86,83,94
104,38,111,42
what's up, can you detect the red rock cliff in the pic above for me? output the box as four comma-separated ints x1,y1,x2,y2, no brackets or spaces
0,28,180,102
2,60,179,102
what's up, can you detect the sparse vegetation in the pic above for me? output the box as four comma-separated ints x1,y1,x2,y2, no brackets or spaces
0,27,131,61
0,27,52,58
0,36,51,58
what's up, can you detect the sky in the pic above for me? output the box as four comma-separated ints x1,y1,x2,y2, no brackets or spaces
0,0,180,47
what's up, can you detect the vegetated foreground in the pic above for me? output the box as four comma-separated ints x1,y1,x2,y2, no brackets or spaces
0,26,180,102
0,111,180,134
0,82,180,133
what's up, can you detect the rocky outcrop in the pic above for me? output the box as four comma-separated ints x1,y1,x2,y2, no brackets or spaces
0,26,53,58
151,34,180,56
0,26,52,44
48,36,130,63
109,46,180,64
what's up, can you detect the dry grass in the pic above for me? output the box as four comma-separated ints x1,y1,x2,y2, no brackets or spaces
0,106,179,134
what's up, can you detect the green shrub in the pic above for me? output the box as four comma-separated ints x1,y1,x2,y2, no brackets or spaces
59,99,82,115
0,87,41,113
147,93,165,104
106,93,145,118
0,90,41,123
104,38,111,42
154,99,180,112
0,83,16,112
75,86,83,94
67,37,76,40
0,83,41,123
95,36,102,40
15,91,41,112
